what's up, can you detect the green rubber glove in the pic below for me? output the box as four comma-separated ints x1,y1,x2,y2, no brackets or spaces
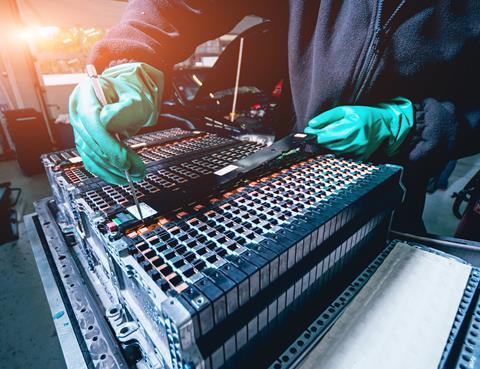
69,62,164,185
304,97,414,160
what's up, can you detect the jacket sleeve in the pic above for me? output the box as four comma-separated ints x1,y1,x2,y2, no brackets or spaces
88,0,256,73
404,98,480,175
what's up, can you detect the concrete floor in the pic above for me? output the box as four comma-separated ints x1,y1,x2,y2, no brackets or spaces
0,161,66,369
424,154,480,235
0,154,479,369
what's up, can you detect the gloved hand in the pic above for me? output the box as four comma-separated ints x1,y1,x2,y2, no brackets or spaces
69,62,164,185
304,97,414,160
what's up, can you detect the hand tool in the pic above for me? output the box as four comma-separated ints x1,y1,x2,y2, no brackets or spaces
85,64,144,221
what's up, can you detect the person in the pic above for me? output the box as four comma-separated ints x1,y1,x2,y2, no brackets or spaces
69,1,480,233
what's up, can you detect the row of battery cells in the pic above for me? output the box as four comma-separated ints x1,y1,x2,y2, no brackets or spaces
123,156,384,369
61,134,237,185
178,142,263,176
130,156,377,294
131,157,378,326
83,185,145,212
80,142,263,211
214,156,377,241
144,142,264,190
162,157,378,322
126,128,190,146
165,164,367,312
162,208,385,369
128,209,266,295
85,140,267,208
59,129,192,185
255,157,376,212
203,143,264,169
47,148,79,166
46,148,94,185
62,166,94,184
60,130,192,184
137,134,235,163
129,234,190,294
168,191,368,350
203,212,386,369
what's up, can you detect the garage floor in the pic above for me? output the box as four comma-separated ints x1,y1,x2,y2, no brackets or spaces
0,161,66,369
424,156,480,235
0,154,479,369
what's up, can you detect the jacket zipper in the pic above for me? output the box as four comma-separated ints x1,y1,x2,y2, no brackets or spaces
352,0,384,103
352,0,408,102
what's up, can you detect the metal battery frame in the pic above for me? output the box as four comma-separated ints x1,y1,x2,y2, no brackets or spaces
26,198,128,369
29,201,480,369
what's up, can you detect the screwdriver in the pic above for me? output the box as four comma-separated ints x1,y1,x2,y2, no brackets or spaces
85,64,144,221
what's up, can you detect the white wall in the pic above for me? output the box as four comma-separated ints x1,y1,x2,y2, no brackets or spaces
45,84,76,116
42,74,83,116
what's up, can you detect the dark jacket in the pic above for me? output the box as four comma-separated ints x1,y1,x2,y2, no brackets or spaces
89,0,480,232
